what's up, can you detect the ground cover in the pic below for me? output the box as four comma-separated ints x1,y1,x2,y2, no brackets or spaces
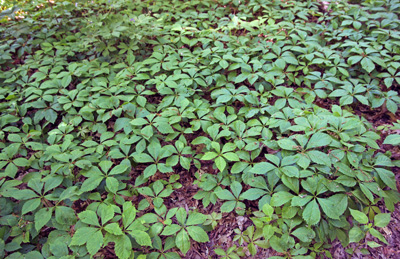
1,0,400,258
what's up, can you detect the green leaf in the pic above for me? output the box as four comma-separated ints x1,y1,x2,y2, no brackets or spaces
220,200,237,213
153,181,164,195
263,225,275,241
130,230,152,247
176,230,190,255
383,134,400,146
282,55,298,65
317,198,340,220
369,56,386,68
59,186,79,201
281,166,299,178
215,156,227,172
186,213,207,225
131,118,148,126
220,59,229,69
281,175,299,193
241,188,267,201
355,95,369,105
307,150,331,166
270,192,294,207
143,164,157,178
335,176,356,187
386,99,398,114
176,207,187,225
349,226,364,243
109,164,129,175
269,236,285,253
13,157,29,167
80,175,104,193
277,138,298,151
106,177,119,194
235,74,248,83
330,194,348,216
24,251,44,259
262,203,274,217
318,194,347,220
216,189,235,200
348,55,363,65
70,227,98,246
114,235,132,259
361,57,375,73
367,241,381,248
87,230,103,255
222,152,239,161
353,21,362,29
291,195,312,207
122,203,137,228
291,227,315,243
98,204,115,225
250,162,276,174
349,209,369,224
104,223,124,235
5,163,17,178
148,141,161,159
340,95,353,106
360,183,374,202
369,228,388,244
221,143,236,153
374,213,391,228
125,49,136,66
141,125,154,139
230,181,242,198
55,206,76,226
79,210,100,227
35,208,53,231
306,132,332,149
161,224,182,235
375,168,397,190
44,109,57,123
134,153,154,163
201,152,218,160
21,198,41,215
187,226,209,242
61,75,72,88
2,188,38,200
302,199,320,225
248,74,259,85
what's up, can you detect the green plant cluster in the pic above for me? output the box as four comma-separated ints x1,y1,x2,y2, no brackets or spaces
0,0,400,258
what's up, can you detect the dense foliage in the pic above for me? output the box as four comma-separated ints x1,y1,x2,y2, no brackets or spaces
1,0,400,258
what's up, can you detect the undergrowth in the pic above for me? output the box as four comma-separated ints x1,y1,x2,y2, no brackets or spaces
1,0,400,258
